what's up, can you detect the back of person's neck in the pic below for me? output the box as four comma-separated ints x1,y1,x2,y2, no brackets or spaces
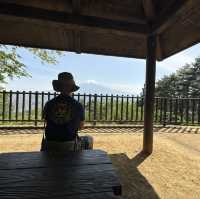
60,92,71,97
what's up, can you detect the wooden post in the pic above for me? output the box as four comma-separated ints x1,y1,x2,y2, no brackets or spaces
143,34,157,154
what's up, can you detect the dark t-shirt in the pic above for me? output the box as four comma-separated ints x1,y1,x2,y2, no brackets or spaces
43,94,84,142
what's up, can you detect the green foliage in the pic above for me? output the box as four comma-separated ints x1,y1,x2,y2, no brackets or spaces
0,45,63,85
28,48,63,65
156,57,200,98
156,74,179,97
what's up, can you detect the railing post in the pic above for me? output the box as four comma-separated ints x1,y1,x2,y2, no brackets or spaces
136,96,139,122
192,99,195,125
180,98,184,124
9,90,12,121
186,99,189,124
22,91,25,121
141,97,144,122
93,94,97,126
35,91,38,126
100,94,103,121
2,90,6,122
198,99,200,124
169,98,172,123
120,95,124,121
160,98,163,124
28,91,32,122
163,98,167,126
155,97,158,123
111,94,114,121
116,95,119,121
16,91,19,122
41,91,44,120
77,93,80,102
131,95,134,121
126,95,129,121
105,94,108,121
89,94,91,122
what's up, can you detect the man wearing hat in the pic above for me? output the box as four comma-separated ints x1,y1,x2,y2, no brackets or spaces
42,72,93,152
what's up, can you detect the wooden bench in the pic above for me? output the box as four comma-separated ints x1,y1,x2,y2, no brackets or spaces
67,192,124,199
0,150,122,198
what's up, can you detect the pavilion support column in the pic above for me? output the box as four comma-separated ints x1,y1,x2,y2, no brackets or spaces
143,34,157,154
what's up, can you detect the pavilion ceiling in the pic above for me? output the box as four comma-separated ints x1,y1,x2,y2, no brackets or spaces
0,0,199,60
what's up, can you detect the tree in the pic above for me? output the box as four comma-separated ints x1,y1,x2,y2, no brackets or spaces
155,57,200,98
155,73,179,97
0,45,63,86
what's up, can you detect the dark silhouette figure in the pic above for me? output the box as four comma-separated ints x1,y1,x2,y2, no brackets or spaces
41,72,93,152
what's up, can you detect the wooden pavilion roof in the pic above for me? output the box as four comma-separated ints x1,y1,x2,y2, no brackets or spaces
0,0,199,60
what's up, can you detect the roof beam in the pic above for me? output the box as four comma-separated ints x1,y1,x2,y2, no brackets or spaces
151,0,188,34
72,0,81,53
72,0,81,15
0,2,149,37
142,0,156,22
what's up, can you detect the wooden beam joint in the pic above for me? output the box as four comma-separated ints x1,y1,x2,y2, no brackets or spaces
151,0,188,34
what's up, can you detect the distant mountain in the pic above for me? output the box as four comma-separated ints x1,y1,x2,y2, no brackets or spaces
45,82,136,95
77,82,136,95
7,83,137,112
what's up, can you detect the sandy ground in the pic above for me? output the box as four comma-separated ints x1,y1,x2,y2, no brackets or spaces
0,127,200,199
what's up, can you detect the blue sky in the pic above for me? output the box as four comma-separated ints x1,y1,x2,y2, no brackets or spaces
5,43,200,94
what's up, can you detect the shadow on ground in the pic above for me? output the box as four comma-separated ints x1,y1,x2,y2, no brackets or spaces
110,152,160,199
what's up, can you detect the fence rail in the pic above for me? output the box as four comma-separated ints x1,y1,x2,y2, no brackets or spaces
1,90,200,126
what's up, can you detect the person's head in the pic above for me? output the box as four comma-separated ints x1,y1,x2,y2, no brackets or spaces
52,72,79,95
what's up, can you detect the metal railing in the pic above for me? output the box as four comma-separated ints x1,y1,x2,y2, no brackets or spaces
0,90,200,126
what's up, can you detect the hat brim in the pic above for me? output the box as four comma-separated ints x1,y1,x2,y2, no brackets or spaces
52,80,80,92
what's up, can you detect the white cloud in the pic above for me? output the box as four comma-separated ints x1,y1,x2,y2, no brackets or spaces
157,53,194,72
81,79,143,94
110,83,143,95
85,80,98,84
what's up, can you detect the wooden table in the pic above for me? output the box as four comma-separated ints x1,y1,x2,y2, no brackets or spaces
0,150,122,199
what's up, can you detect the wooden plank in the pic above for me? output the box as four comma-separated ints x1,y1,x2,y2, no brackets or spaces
66,192,124,199
0,150,111,170
0,164,121,198
81,0,145,24
0,191,123,199
152,0,188,34
142,0,156,22
0,2,149,37
72,0,81,14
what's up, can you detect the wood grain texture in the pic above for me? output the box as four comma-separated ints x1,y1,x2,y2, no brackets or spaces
66,192,124,199
0,0,198,60
0,150,111,170
0,192,124,199
0,150,122,198
0,164,121,198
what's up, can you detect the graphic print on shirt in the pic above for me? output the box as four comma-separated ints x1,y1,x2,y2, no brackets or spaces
50,101,72,125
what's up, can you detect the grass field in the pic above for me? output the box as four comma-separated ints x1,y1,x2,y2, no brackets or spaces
0,127,200,199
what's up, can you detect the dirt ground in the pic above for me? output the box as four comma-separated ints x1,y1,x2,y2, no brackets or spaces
0,127,200,199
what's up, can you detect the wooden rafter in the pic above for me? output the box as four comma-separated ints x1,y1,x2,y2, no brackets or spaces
142,0,156,22
152,0,188,34
72,0,81,15
0,2,149,37
72,0,81,53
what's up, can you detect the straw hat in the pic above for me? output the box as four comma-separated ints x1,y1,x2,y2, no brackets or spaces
52,72,79,92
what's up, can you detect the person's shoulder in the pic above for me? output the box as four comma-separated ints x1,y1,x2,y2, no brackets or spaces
45,95,59,106
70,97,83,109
